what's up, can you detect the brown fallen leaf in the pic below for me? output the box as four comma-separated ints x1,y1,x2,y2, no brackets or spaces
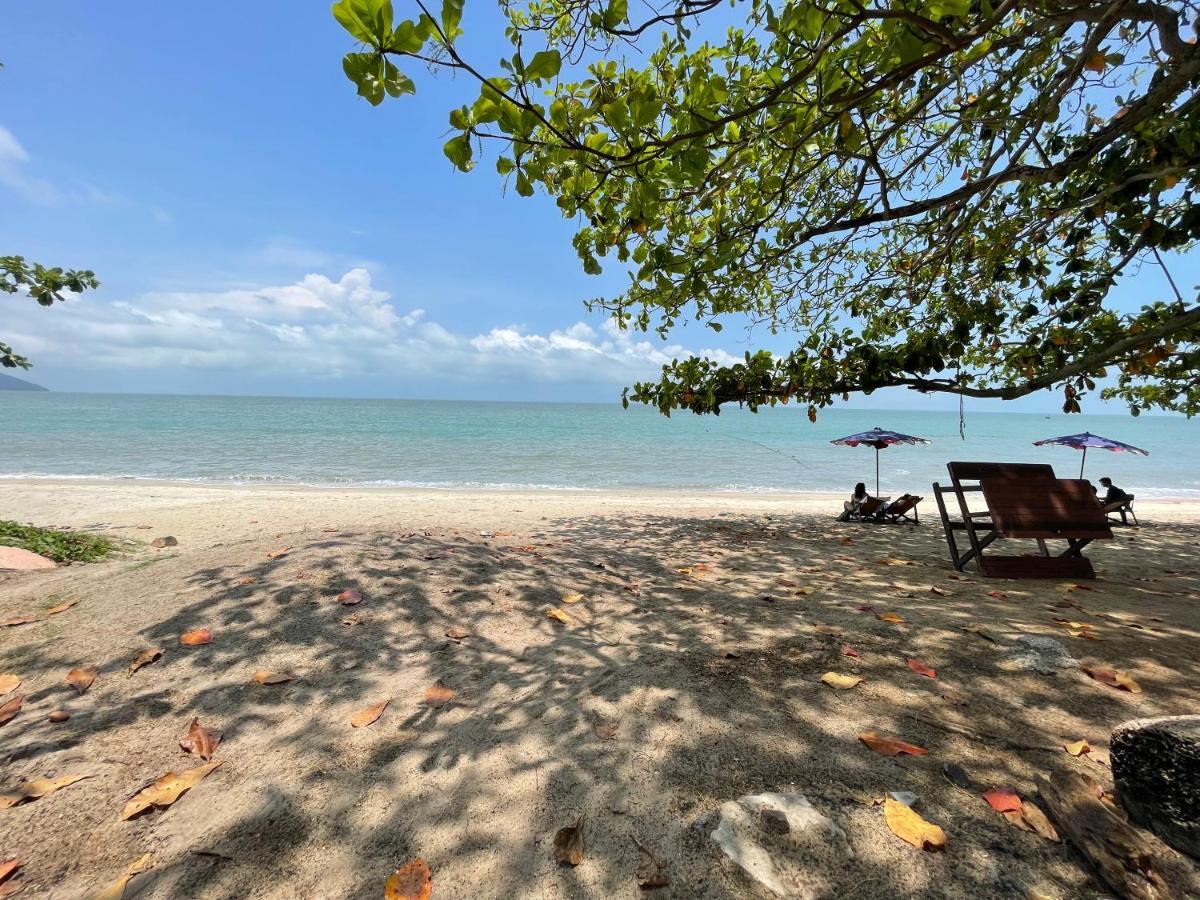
1064,739,1091,756
906,659,937,678
94,852,153,900
636,843,669,889
1003,801,1060,841
839,536,854,545
561,591,585,604
859,732,928,757
884,797,946,851
877,558,916,567
1082,662,1142,693
593,721,619,741
553,816,585,866
0,773,95,809
341,613,363,627
180,628,213,646
986,590,1007,600
267,547,291,559
876,612,904,624
840,644,860,658
46,599,78,616
0,674,19,696
964,623,998,643
351,699,389,728
66,667,98,694
237,576,256,585
445,626,470,640
127,648,163,677
179,718,222,761
121,761,222,819
545,607,576,626
0,859,20,898
983,786,1022,813
2,615,38,628
929,585,951,596
384,858,432,900
48,710,70,723
336,588,363,606
254,670,294,685
820,672,863,690
424,683,454,709
0,696,23,727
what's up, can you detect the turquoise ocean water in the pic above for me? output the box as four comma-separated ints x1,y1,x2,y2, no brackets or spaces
1,393,1196,497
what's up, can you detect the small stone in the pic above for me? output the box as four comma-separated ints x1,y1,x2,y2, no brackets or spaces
151,536,178,548
1009,635,1079,675
759,809,790,834
48,709,70,722
1112,715,1200,859
0,546,56,571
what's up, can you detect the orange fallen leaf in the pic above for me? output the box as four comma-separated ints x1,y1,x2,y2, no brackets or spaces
337,588,363,606
545,607,576,626
94,852,153,900
254,670,293,685
424,683,454,709
0,859,20,897
127,648,163,677
267,547,291,559
906,659,937,678
1064,739,1091,756
877,558,916,567
1082,662,1142,693
384,858,432,900
876,612,904,624
179,718,222,761
553,815,586,866
0,696,22,727
237,576,256,585
859,732,928,757
351,699,389,728
180,628,213,646
445,626,470,640
0,773,95,809
820,672,863,689
120,761,221,819
983,786,1022,813
0,674,19,696
46,599,78,616
67,667,98,695
884,797,946,851
2,615,38,627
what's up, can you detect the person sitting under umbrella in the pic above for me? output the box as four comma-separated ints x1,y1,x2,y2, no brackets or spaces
1096,477,1132,514
838,482,871,521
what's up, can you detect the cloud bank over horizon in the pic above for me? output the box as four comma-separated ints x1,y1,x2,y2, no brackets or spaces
5,268,739,394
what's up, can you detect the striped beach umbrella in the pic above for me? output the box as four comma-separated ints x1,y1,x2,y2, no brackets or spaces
1032,431,1149,478
831,427,931,495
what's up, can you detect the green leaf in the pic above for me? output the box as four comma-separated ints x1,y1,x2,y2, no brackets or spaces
602,0,627,30
382,59,415,97
524,50,561,82
441,0,464,39
443,133,474,171
342,52,385,105
332,0,393,45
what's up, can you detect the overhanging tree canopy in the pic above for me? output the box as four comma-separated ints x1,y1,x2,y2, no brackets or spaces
333,0,1200,417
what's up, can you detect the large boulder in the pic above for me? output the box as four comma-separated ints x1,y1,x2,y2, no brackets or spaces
1112,716,1200,860
0,546,56,571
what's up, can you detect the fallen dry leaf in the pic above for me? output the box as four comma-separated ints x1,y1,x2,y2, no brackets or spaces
336,588,363,606
267,547,291,559
906,659,937,678
840,536,854,545
180,628,213,646
254,670,293,685
384,858,432,900
342,613,362,627
48,710,69,723
127,648,163,677
964,623,998,643
237,576,256,585
66,667,98,695
636,844,669,889
445,626,470,640
94,852,153,900
121,761,221,819
0,674,18,696
351,699,389,728
876,612,905,624
983,787,1022,813
1064,739,1091,756
424,683,454,709
545,607,576,626
884,797,946,851
0,696,22,727
179,718,222,761
1003,801,1060,841
929,585,951,596
46,599,78,616
2,616,38,628
820,672,864,690
986,590,1007,600
0,859,20,898
561,591,585,604
593,721,619,741
1082,662,1142,693
0,773,95,809
859,732,928,757
877,558,916,567
840,644,860,658
553,816,585,866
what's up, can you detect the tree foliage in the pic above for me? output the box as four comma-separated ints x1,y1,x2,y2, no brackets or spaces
1,256,99,369
333,0,1200,416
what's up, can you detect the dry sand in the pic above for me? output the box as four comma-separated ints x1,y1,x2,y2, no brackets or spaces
1,481,1199,898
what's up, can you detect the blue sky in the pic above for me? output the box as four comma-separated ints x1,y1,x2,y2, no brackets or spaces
1,2,1193,415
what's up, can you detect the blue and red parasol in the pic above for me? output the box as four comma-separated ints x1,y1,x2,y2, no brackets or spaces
831,427,931,495
1032,431,1149,478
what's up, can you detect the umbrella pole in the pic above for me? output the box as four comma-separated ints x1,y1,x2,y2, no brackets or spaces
875,447,880,496
1080,446,1087,480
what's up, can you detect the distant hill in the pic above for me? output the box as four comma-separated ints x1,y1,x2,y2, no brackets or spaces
0,372,48,392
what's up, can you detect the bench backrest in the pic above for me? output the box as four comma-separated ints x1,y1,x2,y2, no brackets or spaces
947,461,1056,487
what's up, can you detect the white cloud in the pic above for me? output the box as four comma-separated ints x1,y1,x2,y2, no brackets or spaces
4,268,738,386
0,125,58,204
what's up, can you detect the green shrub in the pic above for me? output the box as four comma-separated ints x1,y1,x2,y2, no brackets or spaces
0,520,115,563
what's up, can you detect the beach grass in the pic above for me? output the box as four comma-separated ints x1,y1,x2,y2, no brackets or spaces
0,519,116,563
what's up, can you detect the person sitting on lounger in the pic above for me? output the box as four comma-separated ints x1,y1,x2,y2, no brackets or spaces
1096,477,1131,513
839,482,871,521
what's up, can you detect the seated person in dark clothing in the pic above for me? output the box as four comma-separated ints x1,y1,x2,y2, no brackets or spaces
838,482,871,520
1096,477,1131,513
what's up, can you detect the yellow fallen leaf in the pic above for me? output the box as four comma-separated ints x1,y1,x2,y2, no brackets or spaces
561,592,585,604
884,797,946,851
0,773,95,809
254,670,294,685
876,612,904,624
545,607,576,626
1064,739,1091,756
820,672,863,690
46,599,78,616
351,698,389,728
94,853,153,900
67,667,98,694
120,762,222,820
424,683,454,709
0,674,19,696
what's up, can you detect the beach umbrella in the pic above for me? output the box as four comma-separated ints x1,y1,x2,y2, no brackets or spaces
1032,431,1149,479
831,427,931,496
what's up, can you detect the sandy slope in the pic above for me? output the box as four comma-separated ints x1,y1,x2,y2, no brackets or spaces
0,482,1198,899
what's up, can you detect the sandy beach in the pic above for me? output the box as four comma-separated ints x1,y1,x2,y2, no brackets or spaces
2,481,1199,898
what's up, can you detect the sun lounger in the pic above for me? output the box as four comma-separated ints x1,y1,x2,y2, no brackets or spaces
881,494,922,524
932,462,1111,578
842,496,886,522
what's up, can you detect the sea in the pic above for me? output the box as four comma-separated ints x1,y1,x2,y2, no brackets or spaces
1,393,1196,498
